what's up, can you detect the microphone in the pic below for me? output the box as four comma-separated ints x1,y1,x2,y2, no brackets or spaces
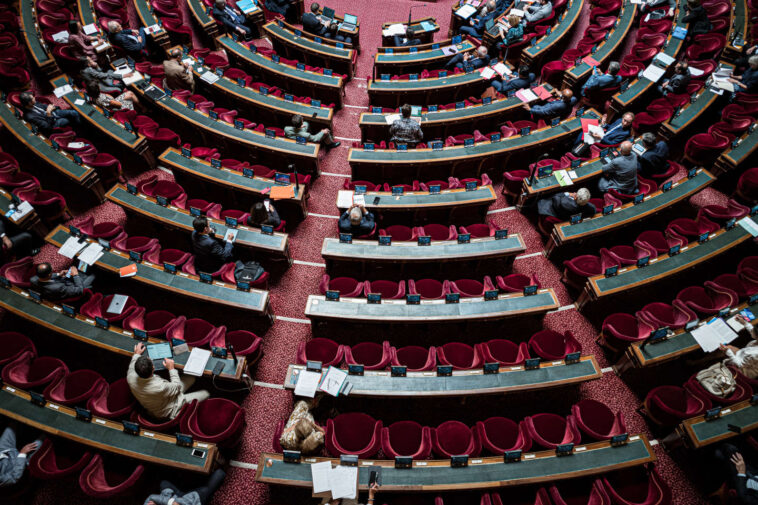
408,3,427,28
288,163,300,195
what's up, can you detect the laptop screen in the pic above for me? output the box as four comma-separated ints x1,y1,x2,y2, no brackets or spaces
344,13,357,24
323,6,335,18
147,342,173,360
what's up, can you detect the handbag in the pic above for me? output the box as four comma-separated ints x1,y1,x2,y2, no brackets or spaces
696,362,737,398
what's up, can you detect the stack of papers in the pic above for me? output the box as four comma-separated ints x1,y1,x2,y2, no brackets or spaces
739,216,758,237
353,194,365,206
641,64,666,82
511,8,525,16
319,366,348,396
691,318,738,352
382,23,406,37
480,67,496,80
337,190,354,208
654,53,675,67
493,62,511,77
58,236,88,259
183,347,211,376
689,66,705,77
294,369,323,397
53,85,74,98
311,462,358,500
83,23,99,35
455,4,477,19
583,124,605,144
385,113,401,124
200,71,220,84
122,71,144,86
52,31,69,43
78,242,104,266
515,88,538,102
554,170,573,186
8,201,33,222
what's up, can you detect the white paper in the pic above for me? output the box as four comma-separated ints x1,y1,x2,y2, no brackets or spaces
727,315,751,333
53,85,74,98
329,465,357,500
146,24,161,35
83,23,98,35
440,45,458,56
294,369,322,397
94,40,109,52
311,461,332,494
493,62,511,77
58,236,88,259
337,190,354,208
68,142,85,149
480,67,496,80
114,65,132,76
455,4,477,18
583,124,604,145
224,228,238,243
739,216,758,237
713,80,734,92
122,71,144,86
52,30,69,43
200,72,220,84
352,194,365,206
714,67,732,79
689,66,705,77
319,366,348,397
9,201,33,222
385,113,401,124
382,23,406,36
654,53,675,67
78,242,104,266
74,99,85,106
511,8,525,16
183,347,211,376
691,318,738,352
517,88,538,102
642,64,666,82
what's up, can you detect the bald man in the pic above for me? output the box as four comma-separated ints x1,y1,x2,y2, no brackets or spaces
163,48,194,92
598,141,639,194
524,88,576,121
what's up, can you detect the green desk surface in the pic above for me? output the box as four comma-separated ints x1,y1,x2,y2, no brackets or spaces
46,226,269,314
523,159,603,199
376,41,477,64
722,126,758,167
136,81,319,160
0,102,94,183
360,96,521,128
382,18,438,36
78,0,97,25
590,226,753,296
305,289,559,323
285,356,601,397
0,386,214,472
106,185,289,254
20,0,51,66
264,22,353,59
565,2,637,83
218,36,344,88
160,148,306,201
257,435,654,490
664,88,718,135
187,0,215,26
133,0,168,37
554,170,715,242
338,186,497,210
349,113,595,164
522,0,584,61
192,63,333,122
369,71,484,92
0,285,243,378
50,76,143,149
683,401,758,448
321,234,524,263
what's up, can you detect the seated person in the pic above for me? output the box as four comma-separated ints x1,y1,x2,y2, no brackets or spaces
523,0,552,24
68,20,103,61
191,217,235,273
19,92,82,134
714,444,758,505
389,103,423,146
574,112,634,150
598,141,638,194
127,342,209,421
30,263,94,301
496,15,524,54
734,45,758,74
81,56,124,94
640,0,675,17
265,0,298,21
212,0,255,39
721,316,758,379
729,55,758,94
284,114,341,148
682,0,711,36
143,468,225,505
537,187,596,221
0,218,36,265
523,88,575,121
279,399,325,454
338,204,375,236
637,132,670,177
247,201,281,229
107,21,148,59
581,61,621,97
492,64,535,94
302,2,328,37
658,61,690,96
325,22,352,44
163,48,195,93
393,26,420,47
445,45,490,71
460,0,500,38
0,425,40,487
86,80,138,112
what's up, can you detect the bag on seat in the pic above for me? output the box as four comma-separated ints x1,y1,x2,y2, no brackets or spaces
234,260,264,283
696,362,736,398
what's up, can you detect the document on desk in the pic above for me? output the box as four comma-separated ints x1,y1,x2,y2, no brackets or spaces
294,369,322,397
200,71,220,84
224,229,238,243
515,88,538,103
654,53,675,67
455,4,477,19
311,461,332,495
77,242,104,266
353,194,365,206
145,24,161,35
511,8,525,17
384,114,401,124
52,31,69,43
641,64,666,82
337,190,354,208
237,0,258,13
9,201,33,222
583,124,604,145
319,366,348,397
554,170,573,187
689,66,705,77
691,318,738,352
493,62,511,77
382,23,406,37
420,21,436,32
441,45,458,56
738,216,758,237
83,23,99,35
183,348,211,376
53,84,74,98
106,294,129,315
479,67,496,80
329,465,358,500
58,236,88,259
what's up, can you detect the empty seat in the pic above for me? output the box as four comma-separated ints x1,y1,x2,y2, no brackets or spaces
0,257,35,288
1,352,68,391
87,378,136,420
43,369,106,407
643,385,710,426
409,279,450,299
436,342,483,370
181,398,245,446
521,413,580,449
478,339,529,366
364,280,406,299
476,416,531,454
571,399,627,441
601,467,672,505
80,293,138,325
28,439,92,480
136,401,194,434
599,313,653,352
546,480,610,505
122,308,177,337
0,331,35,368
675,283,738,316
319,275,364,297
529,330,582,360
78,455,144,498
419,224,457,241
496,273,540,293
297,338,344,367
637,301,697,330
326,412,382,458
431,420,481,458
380,420,432,459
390,345,436,371
167,317,223,348
344,341,391,370
379,225,417,242
209,329,263,359
450,277,495,298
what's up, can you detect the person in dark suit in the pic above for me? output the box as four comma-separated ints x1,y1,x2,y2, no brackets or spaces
638,133,670,178
537,188,595,221
107,21,148,59
445,45,490,70
265,0,297,21
143,468,226,505
682,0,711,36
581,61,622,97
729,56,758,94
523,88,576,121
212,0,255,39
714,444,758,505
247,201,281,229
19,93,82,135
191,217,235,274
492,64,535,94
0,219,36,265
325,22,352,44
338,204,375,236
598,141,639,194
460,1,500,39
302,2,328,37
393,27,421,47
30,263,95,301
659,61,691,96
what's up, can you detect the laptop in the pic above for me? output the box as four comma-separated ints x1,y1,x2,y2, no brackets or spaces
322,6,335,19
147,342,173,371
106,294,129,315
341,13,357,31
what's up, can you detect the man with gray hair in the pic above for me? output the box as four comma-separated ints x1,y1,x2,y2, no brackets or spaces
163,48,195,92
581,61,622,97
446,45,490,71
523,0,552,24
108,21,147,59
728,55,758,94
537,187,596,221
638,133,670,177
338,204,375,236
598,141,639,194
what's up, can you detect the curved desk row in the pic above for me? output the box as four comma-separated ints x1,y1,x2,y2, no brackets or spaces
0,384,217,472
521,0,584,67
373,38,478,76
0,188,45,236
284,356,601,397
45,226,270,315
257,435,655,491
19,0,59,77
715,123,758,175
677,399,758,449
186,0,220,40
0,284,245,380
105,184,291,259
380,17,440,48
132,0,170,50
368,71,488,108
336,185,497,214
723,0,748,61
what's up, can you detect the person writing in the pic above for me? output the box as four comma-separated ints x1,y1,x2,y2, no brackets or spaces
30,263,95,301
389,104,423,146
163,48,195,92
729,56,758,94
338,204,375,236
284,114,341,149
191,217,235,274
248,201,281,229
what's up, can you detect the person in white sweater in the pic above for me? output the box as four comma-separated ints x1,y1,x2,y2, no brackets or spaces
721,316,758,379
127,343,209,420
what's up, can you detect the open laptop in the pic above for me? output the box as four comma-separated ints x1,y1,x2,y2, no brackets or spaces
319,6,335,24
147,342,173,371
340,13,358,31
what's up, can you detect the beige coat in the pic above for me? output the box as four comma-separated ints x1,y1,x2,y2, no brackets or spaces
163,59,195,92
127,353,185,420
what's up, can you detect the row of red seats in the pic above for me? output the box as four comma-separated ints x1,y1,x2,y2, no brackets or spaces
0,149,68,225
344,176,491,193
601,255,758,352
0,5,28,87
738,166,758,203
247,42,348,80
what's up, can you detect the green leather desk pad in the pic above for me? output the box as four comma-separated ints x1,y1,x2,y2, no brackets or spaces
688,403,758,445
523,0,584,60
361,97,521,127
376,41,477,64
133,0,167,36
187,0,215,25
20,0,51,65
265,22,353,59
723,126,758,166
341,187,496,209
369,71,483,92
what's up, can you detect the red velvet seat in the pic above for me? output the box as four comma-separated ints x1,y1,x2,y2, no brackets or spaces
87,378,136,419
637,301,697,330
13,188,67,224
71,216,123,239
79,454,144,498
135,401,193,434
381,420,432,459
143,247,192,268
529,330,582,360
736,167,758,203
562,249,618,288
450,277,495,298
110,233,159,255
521,413,580,449
599,313,653,352
319,275,364,297
685,32,726,60
390,345,436,371
344,341,392,370
636,230,679,254
478,339,529,366
296,338,344,367
137,175,184,200
436,342,483,370
684,128,733,165
601,467,672,505
712,273,758,299
698,199,749,223
364,280,405,299
459,222,498,238
419,224,457,241
0,170,39,190
181,397,245,446
476,416,531,454
685,370,752,406
643,385,710,425
571,399,627,441
326,412,382,458
0,257,35,288
123,308,177,337
28,439,92,480
666,216,720,243
495,273,539,293
43,369,106,406
0,332,36,367
431,420,481,457
209,329,262,358
409,278,451,299
739,257,758,283
343,179,379,191
547,480,610,505
167,317,222,348
2,352,68,391
380,225,418,241
80,293,138,324
675,283,738,316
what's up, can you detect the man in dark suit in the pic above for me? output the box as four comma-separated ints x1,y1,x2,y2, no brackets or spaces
191,217,234,274
715,444,758,505
0,219,36,265
537,188,595,221
638,133,670,178
598,141,639,194
302,2,328,37
338,204,375,236
212,0,255,39
445,45,490,70
659,61,691,96
393,27,421,47
19,93,82,135
492,64,535,94
524,88,576,121
30,263,95,301
107,21,148,59
574,112,634,153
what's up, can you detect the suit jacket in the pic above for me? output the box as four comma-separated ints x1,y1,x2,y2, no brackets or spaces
682,5,711,35
111,30,145,53
23,105,56,133
144,489,201,505
600,118,632,145
735,472,758,505
338,210,375,236
524,1,552,23
265,0,293,15
302,12,327,36
0,450,26,487
163,59,195,92
537,192,596,220
530,97,575,120
212,4,245,32
30,274,86,300
639,141,669,176
127,354,186,420
191,231,233,273
81,65,119,86
582,73,622,92
744,67,758,93
393,35,421,47
599,153,638,194
499,72,536,94
665,70,691,94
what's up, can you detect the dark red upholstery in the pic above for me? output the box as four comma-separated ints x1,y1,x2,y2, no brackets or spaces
43,369,106,406
135,401,194,434
181,397,245,446
296,338,344,367
326,412,382,458
675,283,738,316
78,454,144,498
381,420,432,459
685,370,752,406
380,225,418,241
210,329,263,358
364,280,406,299
450,277,495,298
529,330,582,360
637,301,697,330
600,313,653,352
478,339,529,366
496,273,540,293
571,399,627,441
344,341,392,370
123,308,177,337
80,293,138,324
409,278,450,299
166,316,222,348
431,420,481,457
643,385,710,425
476,416,531,454
712,273,758,299
87,378,136,419
0,331,36,367
436,342,483,370
28,439,92,480
420,224,457,241
2,352,68,391
521,413,580,449
601,467,672,505
319,275,364,297
547,480,610,505
390,345,437,371
0,257,35,288
71,216,123,239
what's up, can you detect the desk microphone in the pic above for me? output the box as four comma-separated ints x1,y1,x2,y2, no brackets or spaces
288,163,300,195
229,343,238,367
408,3,427,27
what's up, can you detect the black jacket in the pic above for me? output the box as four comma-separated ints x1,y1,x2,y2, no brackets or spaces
537,193,596,220
302,12,327,36
191,231,234,273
